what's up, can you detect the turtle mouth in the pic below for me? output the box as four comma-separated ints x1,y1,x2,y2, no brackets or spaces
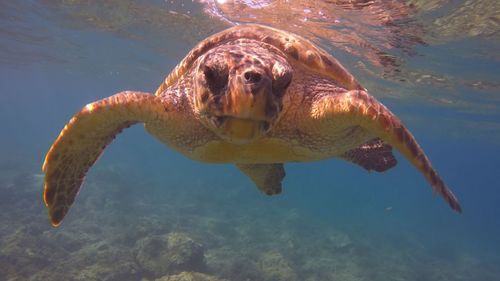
210,115,271,130
207,115,272,143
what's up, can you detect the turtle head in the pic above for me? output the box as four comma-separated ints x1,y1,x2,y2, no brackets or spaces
193,41,292,144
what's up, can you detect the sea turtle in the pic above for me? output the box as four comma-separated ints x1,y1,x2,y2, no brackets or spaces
42,24,462,227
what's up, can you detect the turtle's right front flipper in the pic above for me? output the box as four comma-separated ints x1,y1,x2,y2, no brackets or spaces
42,91,169,227
312,90,462,213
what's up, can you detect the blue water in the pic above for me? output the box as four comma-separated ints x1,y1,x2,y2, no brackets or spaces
1,1,499,280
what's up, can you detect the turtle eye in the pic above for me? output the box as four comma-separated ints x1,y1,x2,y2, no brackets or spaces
203,64,228,95
272,62,292,96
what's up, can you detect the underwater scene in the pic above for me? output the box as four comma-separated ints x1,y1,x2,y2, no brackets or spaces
1,1,499,280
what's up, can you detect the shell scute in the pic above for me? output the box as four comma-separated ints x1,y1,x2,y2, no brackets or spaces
155,24,363,96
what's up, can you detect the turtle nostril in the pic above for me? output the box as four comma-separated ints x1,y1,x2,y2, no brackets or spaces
244,71,262,84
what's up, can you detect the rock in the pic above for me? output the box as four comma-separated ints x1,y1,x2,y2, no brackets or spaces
154,271,228,281
257,251,298,281
135,232,205,277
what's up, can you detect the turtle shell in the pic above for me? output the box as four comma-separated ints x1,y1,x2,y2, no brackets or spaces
155,24,364,96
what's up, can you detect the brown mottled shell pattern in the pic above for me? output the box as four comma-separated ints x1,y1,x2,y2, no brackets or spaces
155,24,363,96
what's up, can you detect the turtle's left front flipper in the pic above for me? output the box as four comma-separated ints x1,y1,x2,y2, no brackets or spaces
313,90,462,213
43,91,170,227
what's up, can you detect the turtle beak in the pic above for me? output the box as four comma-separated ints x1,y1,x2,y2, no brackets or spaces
225,69,273,120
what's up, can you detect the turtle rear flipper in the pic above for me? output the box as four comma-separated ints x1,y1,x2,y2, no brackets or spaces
42,91,169,227
236,163,285,195
341,138,397,172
